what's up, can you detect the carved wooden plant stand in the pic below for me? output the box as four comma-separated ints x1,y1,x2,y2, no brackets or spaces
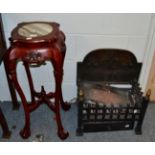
4,22,70,140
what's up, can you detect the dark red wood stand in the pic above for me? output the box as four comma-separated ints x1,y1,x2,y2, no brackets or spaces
4,22,70,140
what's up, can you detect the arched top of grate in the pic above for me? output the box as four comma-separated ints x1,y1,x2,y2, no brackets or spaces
82,48,138,67
77,48,142,83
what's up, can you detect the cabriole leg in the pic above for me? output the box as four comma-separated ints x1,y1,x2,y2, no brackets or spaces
23,61,35,103
8,62,31,139
53,59,69,140
3,61,20,110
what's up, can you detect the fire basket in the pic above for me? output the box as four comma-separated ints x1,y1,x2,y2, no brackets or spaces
76,49,150,136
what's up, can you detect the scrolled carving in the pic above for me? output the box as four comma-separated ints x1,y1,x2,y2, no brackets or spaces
23,52,46,65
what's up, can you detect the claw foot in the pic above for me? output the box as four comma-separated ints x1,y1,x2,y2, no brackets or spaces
61,102,71,111
20,127,31,139
58,129,69,140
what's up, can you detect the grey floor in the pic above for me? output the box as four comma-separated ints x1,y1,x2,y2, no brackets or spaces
0,101,155,142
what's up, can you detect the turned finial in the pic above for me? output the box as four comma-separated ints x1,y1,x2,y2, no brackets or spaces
79,89,84,97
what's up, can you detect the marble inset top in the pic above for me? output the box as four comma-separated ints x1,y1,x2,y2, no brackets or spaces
18,23,53,39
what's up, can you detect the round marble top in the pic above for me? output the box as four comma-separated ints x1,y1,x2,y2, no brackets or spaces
18,23,53,40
